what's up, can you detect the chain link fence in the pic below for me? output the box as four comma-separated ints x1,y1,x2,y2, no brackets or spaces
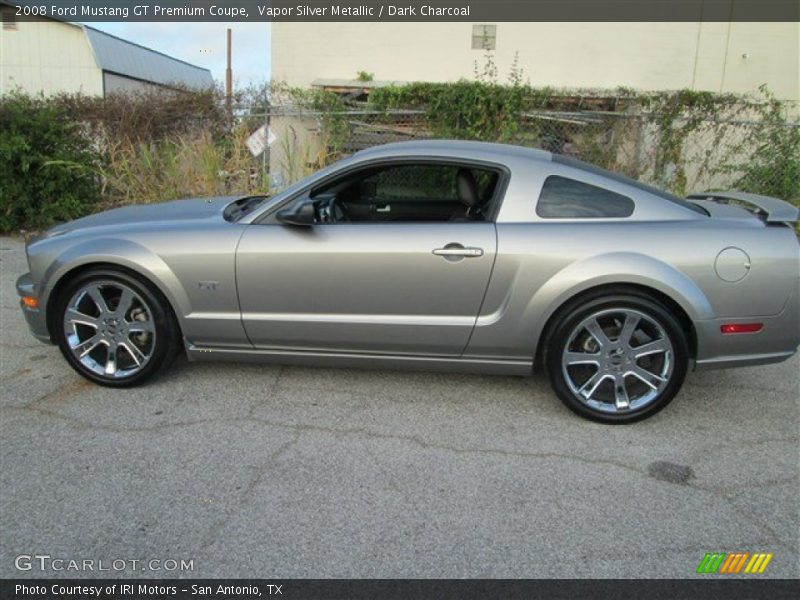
262,104,799,202
7,87,795,232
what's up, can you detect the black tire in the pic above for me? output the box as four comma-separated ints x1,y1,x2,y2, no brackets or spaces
53,267,181,387
544,291,689,424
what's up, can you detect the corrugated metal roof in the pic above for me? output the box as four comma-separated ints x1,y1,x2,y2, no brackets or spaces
83,26,213,90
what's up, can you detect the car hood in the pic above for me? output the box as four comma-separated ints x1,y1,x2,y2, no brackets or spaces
43,196,239,237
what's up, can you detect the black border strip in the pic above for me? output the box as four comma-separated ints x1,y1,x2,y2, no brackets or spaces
6,0,800,22
3,579,800,600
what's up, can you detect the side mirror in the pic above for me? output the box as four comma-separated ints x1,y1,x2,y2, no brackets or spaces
276,197,316,226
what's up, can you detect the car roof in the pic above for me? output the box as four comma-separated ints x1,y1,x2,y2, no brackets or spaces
353,139,553,163
354,140,705,217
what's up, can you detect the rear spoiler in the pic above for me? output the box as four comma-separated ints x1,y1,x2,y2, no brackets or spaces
686,191,799,223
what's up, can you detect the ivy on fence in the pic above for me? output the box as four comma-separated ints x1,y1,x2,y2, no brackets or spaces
366,80,797,201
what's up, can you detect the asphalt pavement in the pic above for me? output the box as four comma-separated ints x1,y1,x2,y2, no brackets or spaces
1,235,798,578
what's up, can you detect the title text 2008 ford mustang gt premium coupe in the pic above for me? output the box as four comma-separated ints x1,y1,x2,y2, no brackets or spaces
16,141,800,422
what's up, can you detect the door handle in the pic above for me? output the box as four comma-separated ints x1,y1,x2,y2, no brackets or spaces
432,246,484,258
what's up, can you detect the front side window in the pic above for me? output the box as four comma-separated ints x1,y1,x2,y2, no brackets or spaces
536,175,634,218
308,162,500,223
367,164,460,202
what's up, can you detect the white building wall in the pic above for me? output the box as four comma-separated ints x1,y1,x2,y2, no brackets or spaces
271,22,799,102
0,17,103,96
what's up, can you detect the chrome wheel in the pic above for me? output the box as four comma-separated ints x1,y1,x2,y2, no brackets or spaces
561,308,673,414
63,280,156,379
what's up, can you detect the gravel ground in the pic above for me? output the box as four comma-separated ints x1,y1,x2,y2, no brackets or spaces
1,235,798,578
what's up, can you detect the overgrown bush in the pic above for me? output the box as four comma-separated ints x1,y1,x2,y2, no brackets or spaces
51,86,227,144
369,55,541,142
101,124,267,206
732,87,800,203
0,88,271,230
0,93,101,231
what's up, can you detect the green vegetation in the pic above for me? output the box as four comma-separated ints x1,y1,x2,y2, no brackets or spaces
732,86,800,202
0,87,267,232
1,65,796,233
0,93,101,231
369,78,798,203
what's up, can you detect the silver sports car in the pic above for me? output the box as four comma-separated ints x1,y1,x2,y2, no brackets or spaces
16,141,800,422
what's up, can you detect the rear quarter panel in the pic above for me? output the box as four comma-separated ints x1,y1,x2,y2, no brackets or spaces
465,217,799,361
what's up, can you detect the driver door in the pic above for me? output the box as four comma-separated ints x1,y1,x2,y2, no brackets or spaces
235,162,500,356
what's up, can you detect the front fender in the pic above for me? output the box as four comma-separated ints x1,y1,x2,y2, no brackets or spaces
39,238,192,331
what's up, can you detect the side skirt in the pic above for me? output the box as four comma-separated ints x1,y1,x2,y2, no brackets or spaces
694,350,796,370
185,343,533,376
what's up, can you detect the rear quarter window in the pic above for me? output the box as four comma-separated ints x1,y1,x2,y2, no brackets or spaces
536,175,634,218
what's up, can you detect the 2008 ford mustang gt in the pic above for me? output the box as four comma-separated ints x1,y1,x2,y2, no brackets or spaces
16,141,800,422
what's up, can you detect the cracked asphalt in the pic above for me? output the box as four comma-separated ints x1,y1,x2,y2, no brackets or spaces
1,235,798,578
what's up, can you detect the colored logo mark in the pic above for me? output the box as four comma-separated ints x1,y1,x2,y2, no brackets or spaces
696,552,773,574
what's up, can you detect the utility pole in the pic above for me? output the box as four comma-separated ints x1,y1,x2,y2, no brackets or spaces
225,28,233,116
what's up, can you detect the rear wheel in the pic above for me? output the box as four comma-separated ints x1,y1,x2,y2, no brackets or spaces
54,268,180,387
546,293,688,423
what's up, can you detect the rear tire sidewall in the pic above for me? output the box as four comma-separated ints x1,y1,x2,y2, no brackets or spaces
54,268,179,387
546,293,689,423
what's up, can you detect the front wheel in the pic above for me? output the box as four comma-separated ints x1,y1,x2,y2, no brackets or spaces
546,293,689,423
54,268,180,387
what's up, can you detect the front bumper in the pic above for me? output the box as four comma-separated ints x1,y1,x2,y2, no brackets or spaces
16,272,52,344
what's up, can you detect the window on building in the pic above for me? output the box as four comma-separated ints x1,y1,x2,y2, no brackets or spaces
536,175,635,218
471,24,496,50
2,7,18,31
